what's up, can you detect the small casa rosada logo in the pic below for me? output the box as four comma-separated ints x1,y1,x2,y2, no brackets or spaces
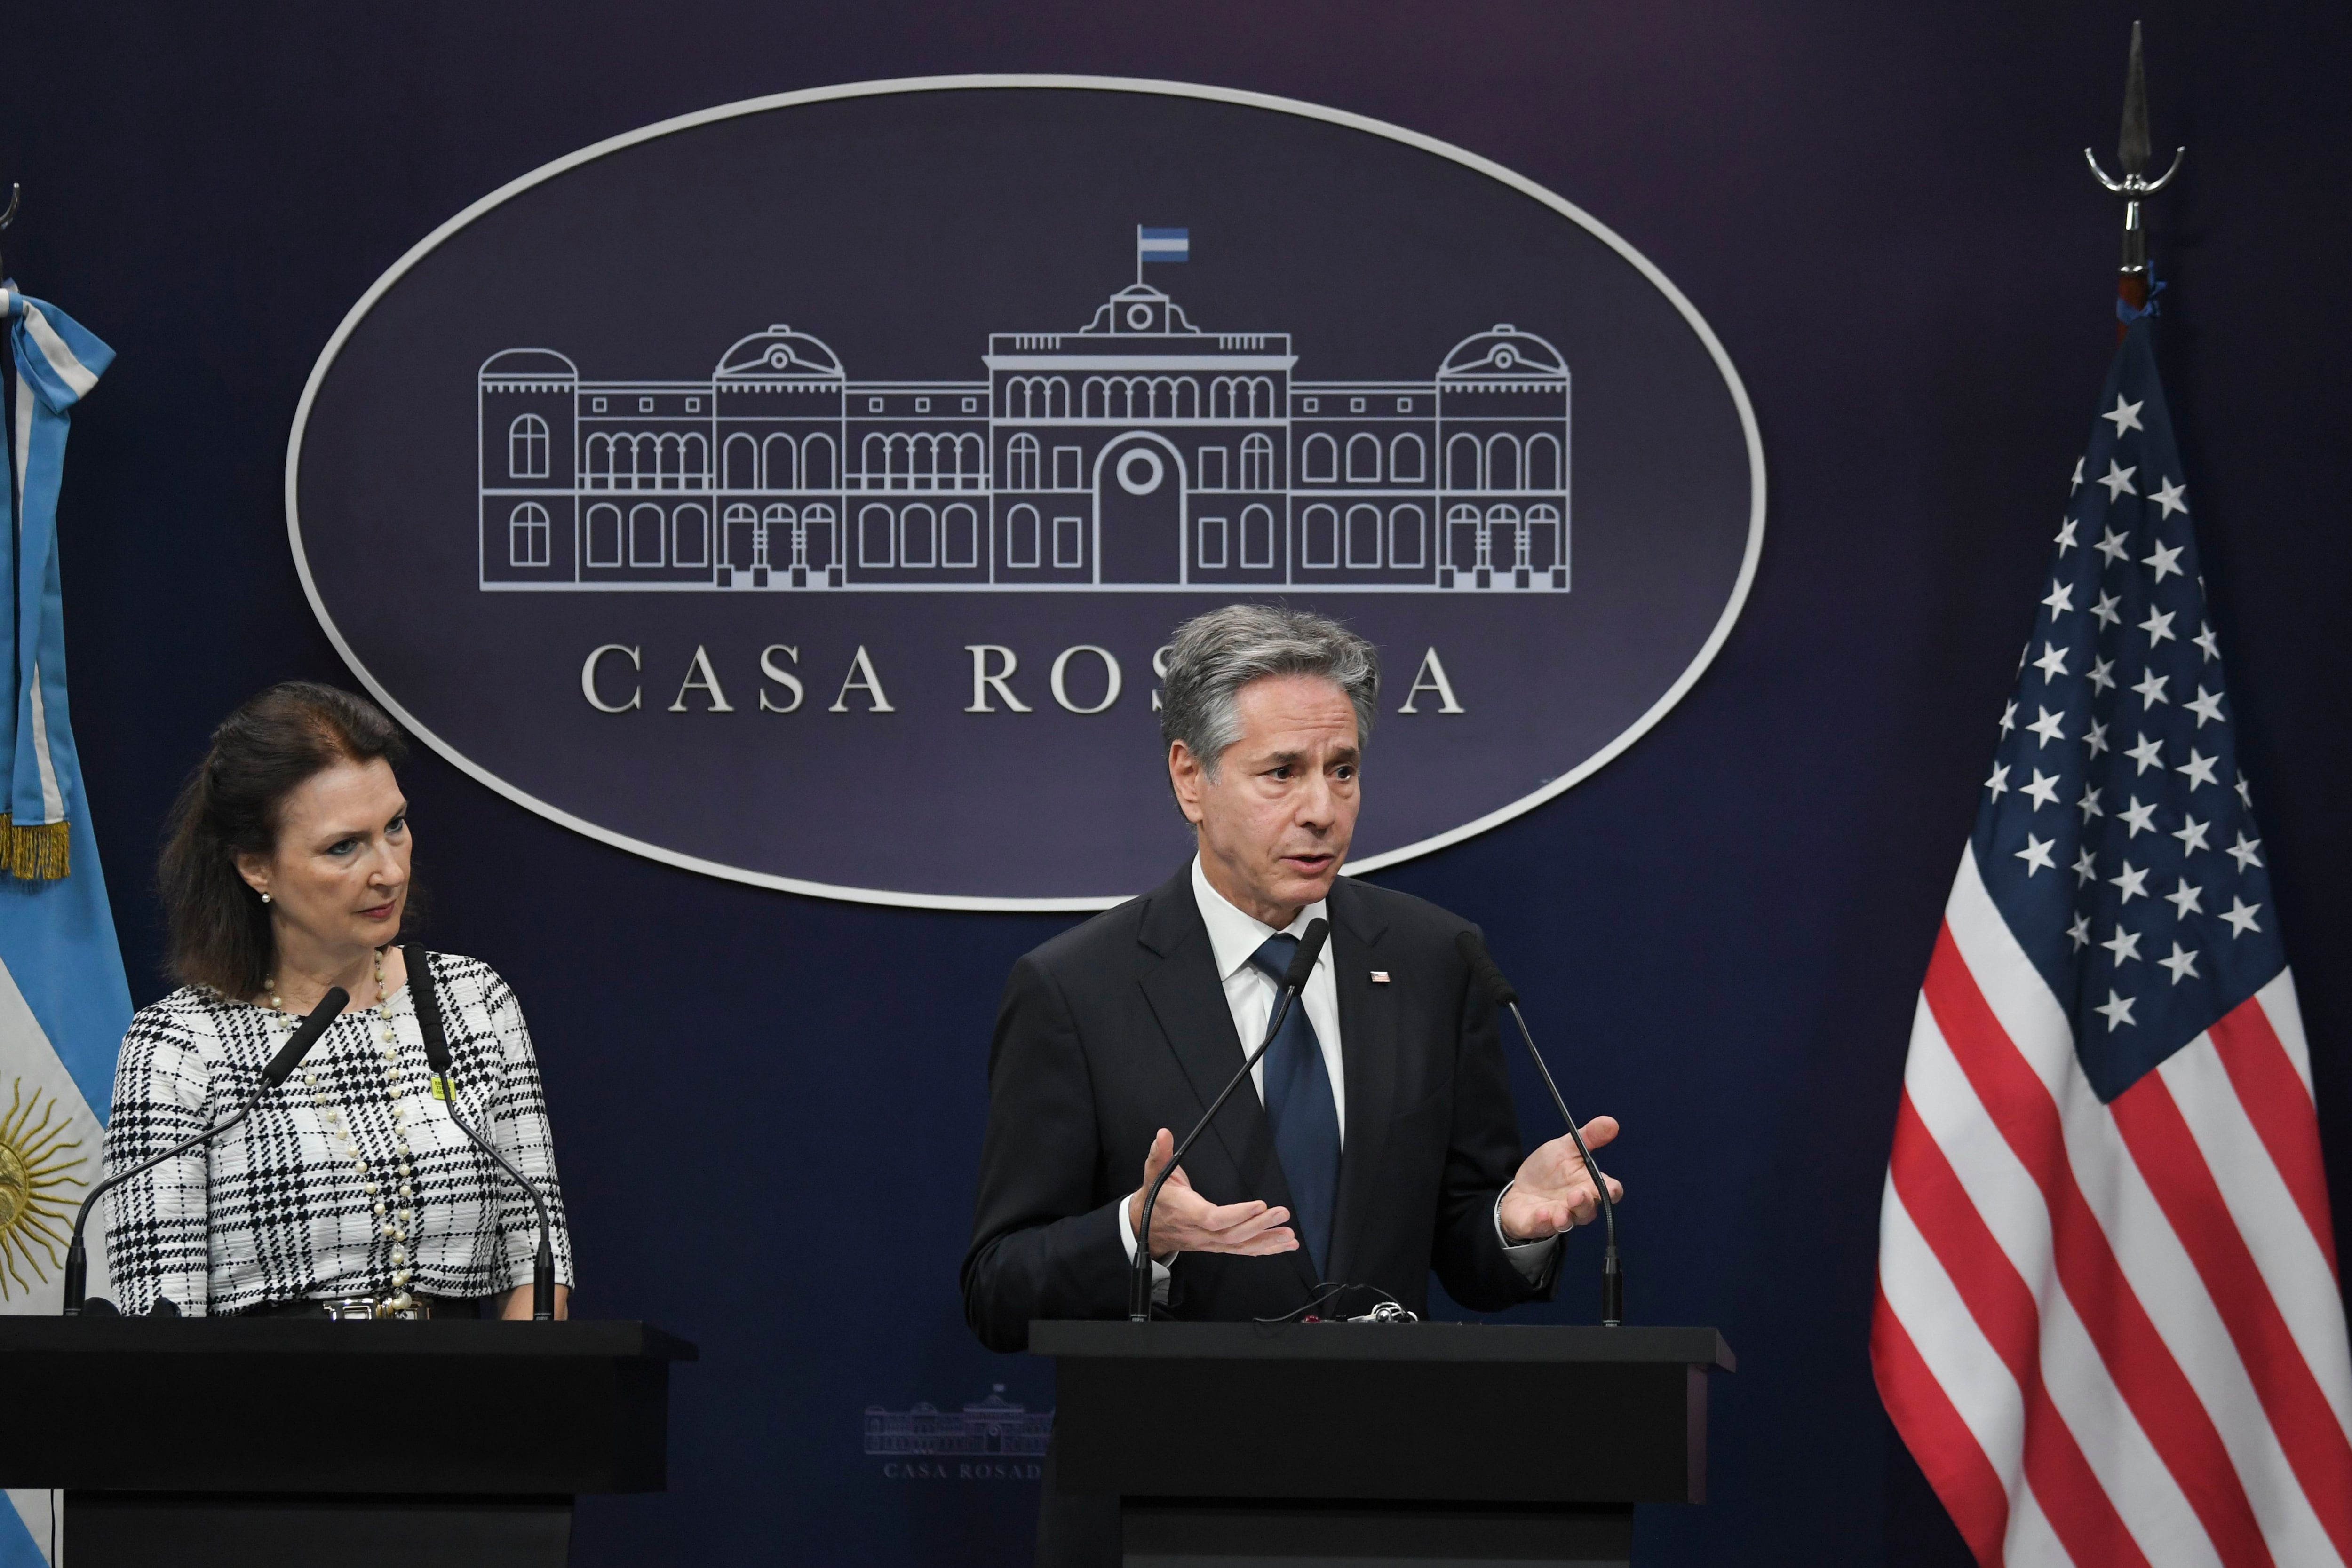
866,1385,1050,1481
289,78,1762,909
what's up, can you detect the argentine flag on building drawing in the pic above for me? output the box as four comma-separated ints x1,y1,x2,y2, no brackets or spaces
1137,226,1189,264
0,286,135,1567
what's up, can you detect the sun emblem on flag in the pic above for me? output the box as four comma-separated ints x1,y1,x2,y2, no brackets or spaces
0,1078,86,1298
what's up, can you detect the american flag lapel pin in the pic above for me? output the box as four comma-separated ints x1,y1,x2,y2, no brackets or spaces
1370,970,1391,984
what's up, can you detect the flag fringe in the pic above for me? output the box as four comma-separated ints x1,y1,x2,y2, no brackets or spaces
0,815,70,880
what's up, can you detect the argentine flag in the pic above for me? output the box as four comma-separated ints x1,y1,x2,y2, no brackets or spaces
1137,226,1190,263
0,288,134,1567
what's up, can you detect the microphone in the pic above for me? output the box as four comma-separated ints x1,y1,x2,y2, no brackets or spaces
406,945,556,1320
1455,930,1623,1327
1131,917,1329,1321
63,986,348,1315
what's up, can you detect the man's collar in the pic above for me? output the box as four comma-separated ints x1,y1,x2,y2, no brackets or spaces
1190,855,1329,982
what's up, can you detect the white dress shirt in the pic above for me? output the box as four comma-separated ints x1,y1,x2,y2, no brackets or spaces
1119,857,1559,1299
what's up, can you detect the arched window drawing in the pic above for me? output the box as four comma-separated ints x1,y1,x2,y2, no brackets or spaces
508,501,550,567
801,434,835,490
1525,503,1563,573
672,504,710,568
762,432,797,491
583,433,615,490
1346,434,1381,484
508,414,549,480
861,433,890,490
1006,434,1041,490
957,435,986,489
1240,433,1275,491
1486,503,1524,570
1004,503,1041,568
1006,376,1068,419
656,435,686,491
684,434,709,487
1240,504,1275,570
723,502,761,570
1301,434,1338,484
942,504,979,569
1301,504,1339,569
859,504,896,567
1525,433,1562,492
1346,504,1382,569
1446,502,1484,571
724,433,759,491
629,503,666,567
1486,434,1522,493
1082,378,1112,420
1389,504,1426,569
795,503,838,571
900,504,938,568
1390,433,1427,484
585,504,621,568
1446,434,1482,491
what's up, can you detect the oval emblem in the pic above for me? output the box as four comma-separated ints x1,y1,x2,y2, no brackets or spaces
289,78,1764,909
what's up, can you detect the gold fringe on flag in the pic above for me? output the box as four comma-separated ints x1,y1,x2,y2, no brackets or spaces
0,816,70,880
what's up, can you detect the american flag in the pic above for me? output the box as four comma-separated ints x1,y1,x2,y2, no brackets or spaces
1874,323,2352,1566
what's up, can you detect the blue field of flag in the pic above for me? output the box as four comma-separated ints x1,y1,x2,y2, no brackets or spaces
1137,227,1189,262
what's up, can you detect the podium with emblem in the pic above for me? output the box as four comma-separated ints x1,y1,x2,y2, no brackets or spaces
1033,1320,1732,1568
0,1315,694,1567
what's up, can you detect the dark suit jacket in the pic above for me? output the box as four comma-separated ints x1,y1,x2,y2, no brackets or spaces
962,864,1556,1351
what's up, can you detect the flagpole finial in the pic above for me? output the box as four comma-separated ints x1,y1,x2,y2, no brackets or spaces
2086,21,2185,317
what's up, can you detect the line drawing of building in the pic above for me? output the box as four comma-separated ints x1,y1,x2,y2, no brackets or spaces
862,1386,1054,1457
478,266,1570,594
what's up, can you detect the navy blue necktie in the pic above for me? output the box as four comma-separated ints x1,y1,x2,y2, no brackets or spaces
1249,933,1340,1278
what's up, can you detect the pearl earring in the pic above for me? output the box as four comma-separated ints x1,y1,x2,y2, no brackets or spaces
260,892,272,904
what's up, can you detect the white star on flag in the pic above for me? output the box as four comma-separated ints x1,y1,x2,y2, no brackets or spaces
2143,541,2185,582
2111,861,2150,903
2094,989,2137,1030
2027,707,2067,746
2095,526,2131,565
2151,476,2188,517
2041,581,2075,618
2101,395,2145,433
2091,592,2123,629
2140,607,2177,645
2126,733,2164,773
1984,763,2010,800
2186,687,2225,727
2164,877,2204,919
2033,643,2070,681
2226,832,2263,872
2098,459,2139,501
2173,815,2210,855
2023,769,2062,810
2101,926,2142,964
2158,941,2200,984
2072,846,2099,886
2055,517,2079,553
2119,796,2159,836
2177,749,2220,790
2077,786,2104,822
2221,896,2262,937
2015,835,2057,876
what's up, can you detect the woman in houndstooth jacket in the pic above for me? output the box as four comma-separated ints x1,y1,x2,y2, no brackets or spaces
101,682,573,1319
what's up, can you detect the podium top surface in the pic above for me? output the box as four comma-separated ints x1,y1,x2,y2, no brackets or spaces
0,1316,697,1362
1030,1320,1733,1372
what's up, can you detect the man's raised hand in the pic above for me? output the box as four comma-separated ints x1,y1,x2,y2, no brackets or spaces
1498,1115,1625,1243
1127,1127,1299,1259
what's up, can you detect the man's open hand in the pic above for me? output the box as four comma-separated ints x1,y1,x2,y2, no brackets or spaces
1127,1127,1299,1259
1497,1115,1625,1243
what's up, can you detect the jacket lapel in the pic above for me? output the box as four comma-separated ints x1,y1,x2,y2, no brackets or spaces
1134,865,1318,1298
1324,878,1397,1288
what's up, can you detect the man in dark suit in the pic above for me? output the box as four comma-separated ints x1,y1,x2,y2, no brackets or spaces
961,604,1622,1564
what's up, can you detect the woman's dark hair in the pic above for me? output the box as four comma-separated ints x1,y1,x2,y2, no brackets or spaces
160,681,411,998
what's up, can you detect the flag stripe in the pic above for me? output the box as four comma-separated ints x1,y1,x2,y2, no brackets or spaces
2157,1036,2352,1434
1923,925,2276,1568
2109,1070,2352,1560
2208,997,2339,1276
1873,1280,2012,1567
1891,1080,2164,1568
1899,995,2217,1568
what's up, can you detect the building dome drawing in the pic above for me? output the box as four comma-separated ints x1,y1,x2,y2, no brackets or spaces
715,325,844,380
479,348,578,379
1437,325,1566,380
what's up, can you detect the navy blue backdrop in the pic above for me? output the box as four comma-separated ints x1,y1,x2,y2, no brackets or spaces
9,4,2348,1564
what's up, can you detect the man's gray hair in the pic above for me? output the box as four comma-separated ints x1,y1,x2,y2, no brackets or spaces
1159,604,1379,777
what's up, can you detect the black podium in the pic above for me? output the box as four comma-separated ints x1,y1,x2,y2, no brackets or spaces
1032,1321,1732,1568
0,1317,695,1568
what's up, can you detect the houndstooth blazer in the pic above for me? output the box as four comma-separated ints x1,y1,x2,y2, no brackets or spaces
102,950,574,1315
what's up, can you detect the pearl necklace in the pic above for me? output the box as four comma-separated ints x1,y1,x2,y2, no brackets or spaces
263,948,418,1313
